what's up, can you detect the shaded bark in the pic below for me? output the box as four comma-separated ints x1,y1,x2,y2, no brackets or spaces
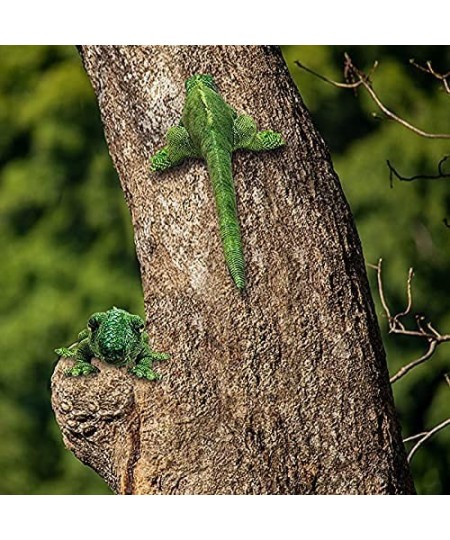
51,45,415,494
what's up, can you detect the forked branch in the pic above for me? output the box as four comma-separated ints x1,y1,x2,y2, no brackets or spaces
368,259,450,384
387,156,450,187
405,417,450,463
404,375,450,462
410,58,450,95
370,260,450,460
295,54,450,139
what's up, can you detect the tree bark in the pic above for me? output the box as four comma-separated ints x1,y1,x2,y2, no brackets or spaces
51,45,415,494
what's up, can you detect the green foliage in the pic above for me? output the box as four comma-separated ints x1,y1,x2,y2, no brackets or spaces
283,45,450,494
0,45,448,494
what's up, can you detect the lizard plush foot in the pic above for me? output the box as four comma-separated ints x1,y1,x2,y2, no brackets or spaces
129,364,161,381
150,126,199,172
233,115,285,151
150,148,172,171
253,130,285,151
150,352,170,361
65,362,99,377
55,347,76,358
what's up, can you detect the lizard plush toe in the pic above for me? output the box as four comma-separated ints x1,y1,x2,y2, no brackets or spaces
129,365,161,381
65,363,99,377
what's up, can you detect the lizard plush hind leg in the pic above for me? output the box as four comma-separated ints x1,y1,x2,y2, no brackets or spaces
233,114,285,152
150,126,199,171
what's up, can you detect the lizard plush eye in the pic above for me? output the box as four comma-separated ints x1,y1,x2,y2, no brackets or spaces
88,317,100,331
132,317,145,332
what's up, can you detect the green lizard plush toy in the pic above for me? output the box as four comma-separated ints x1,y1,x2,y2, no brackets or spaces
150,74,285,290
55,307,169,381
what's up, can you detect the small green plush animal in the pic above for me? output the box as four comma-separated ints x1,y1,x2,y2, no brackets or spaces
55,307,169,381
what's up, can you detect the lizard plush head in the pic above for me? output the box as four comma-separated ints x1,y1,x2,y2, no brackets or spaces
185,74,218,94
87,307,145,366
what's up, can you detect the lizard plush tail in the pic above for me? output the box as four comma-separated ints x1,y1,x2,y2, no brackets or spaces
205,139,245,290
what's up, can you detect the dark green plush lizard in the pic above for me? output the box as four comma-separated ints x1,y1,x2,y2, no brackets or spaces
150,74,285,290
55,307,169,381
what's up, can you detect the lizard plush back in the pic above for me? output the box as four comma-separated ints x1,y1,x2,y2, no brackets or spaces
150,74,285,290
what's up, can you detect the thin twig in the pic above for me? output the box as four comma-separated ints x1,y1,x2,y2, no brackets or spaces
387,156,450,188
407,418,450,462
373,258,391,319
410,58,450,95
403,375,450,451
390,341,438,384
427,322,441,339
403,432,428,443
295,55,450,139
294,59,362,89
394,267,414,322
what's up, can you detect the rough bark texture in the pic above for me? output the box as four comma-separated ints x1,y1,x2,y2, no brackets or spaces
51,45,415,494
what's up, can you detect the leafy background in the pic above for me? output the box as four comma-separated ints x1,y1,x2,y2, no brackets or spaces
0,45,448,494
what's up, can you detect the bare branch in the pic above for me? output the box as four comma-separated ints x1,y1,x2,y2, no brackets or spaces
370,260,450,384
403,375,450,453
445,373,450,388
387,156,450,187
403,431,428,443
407,418,450,462
373,258,392,319
294,59,363,89
295,55,450,139
427,322,442,340
410,58,450,95
394,267,414,321
390,341,438,384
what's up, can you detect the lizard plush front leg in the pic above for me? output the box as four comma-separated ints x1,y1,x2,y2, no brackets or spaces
141,331,170,361
233,115,285,152
150,126,199,171
56,328,98,376
65,339,99,377
129,336,169,380
129,355,160,381
55,329,90,358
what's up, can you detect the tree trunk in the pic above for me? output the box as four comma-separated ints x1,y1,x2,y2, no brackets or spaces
51,45,415,494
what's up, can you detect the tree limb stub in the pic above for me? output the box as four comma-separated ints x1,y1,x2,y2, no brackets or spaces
51,46,414,494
